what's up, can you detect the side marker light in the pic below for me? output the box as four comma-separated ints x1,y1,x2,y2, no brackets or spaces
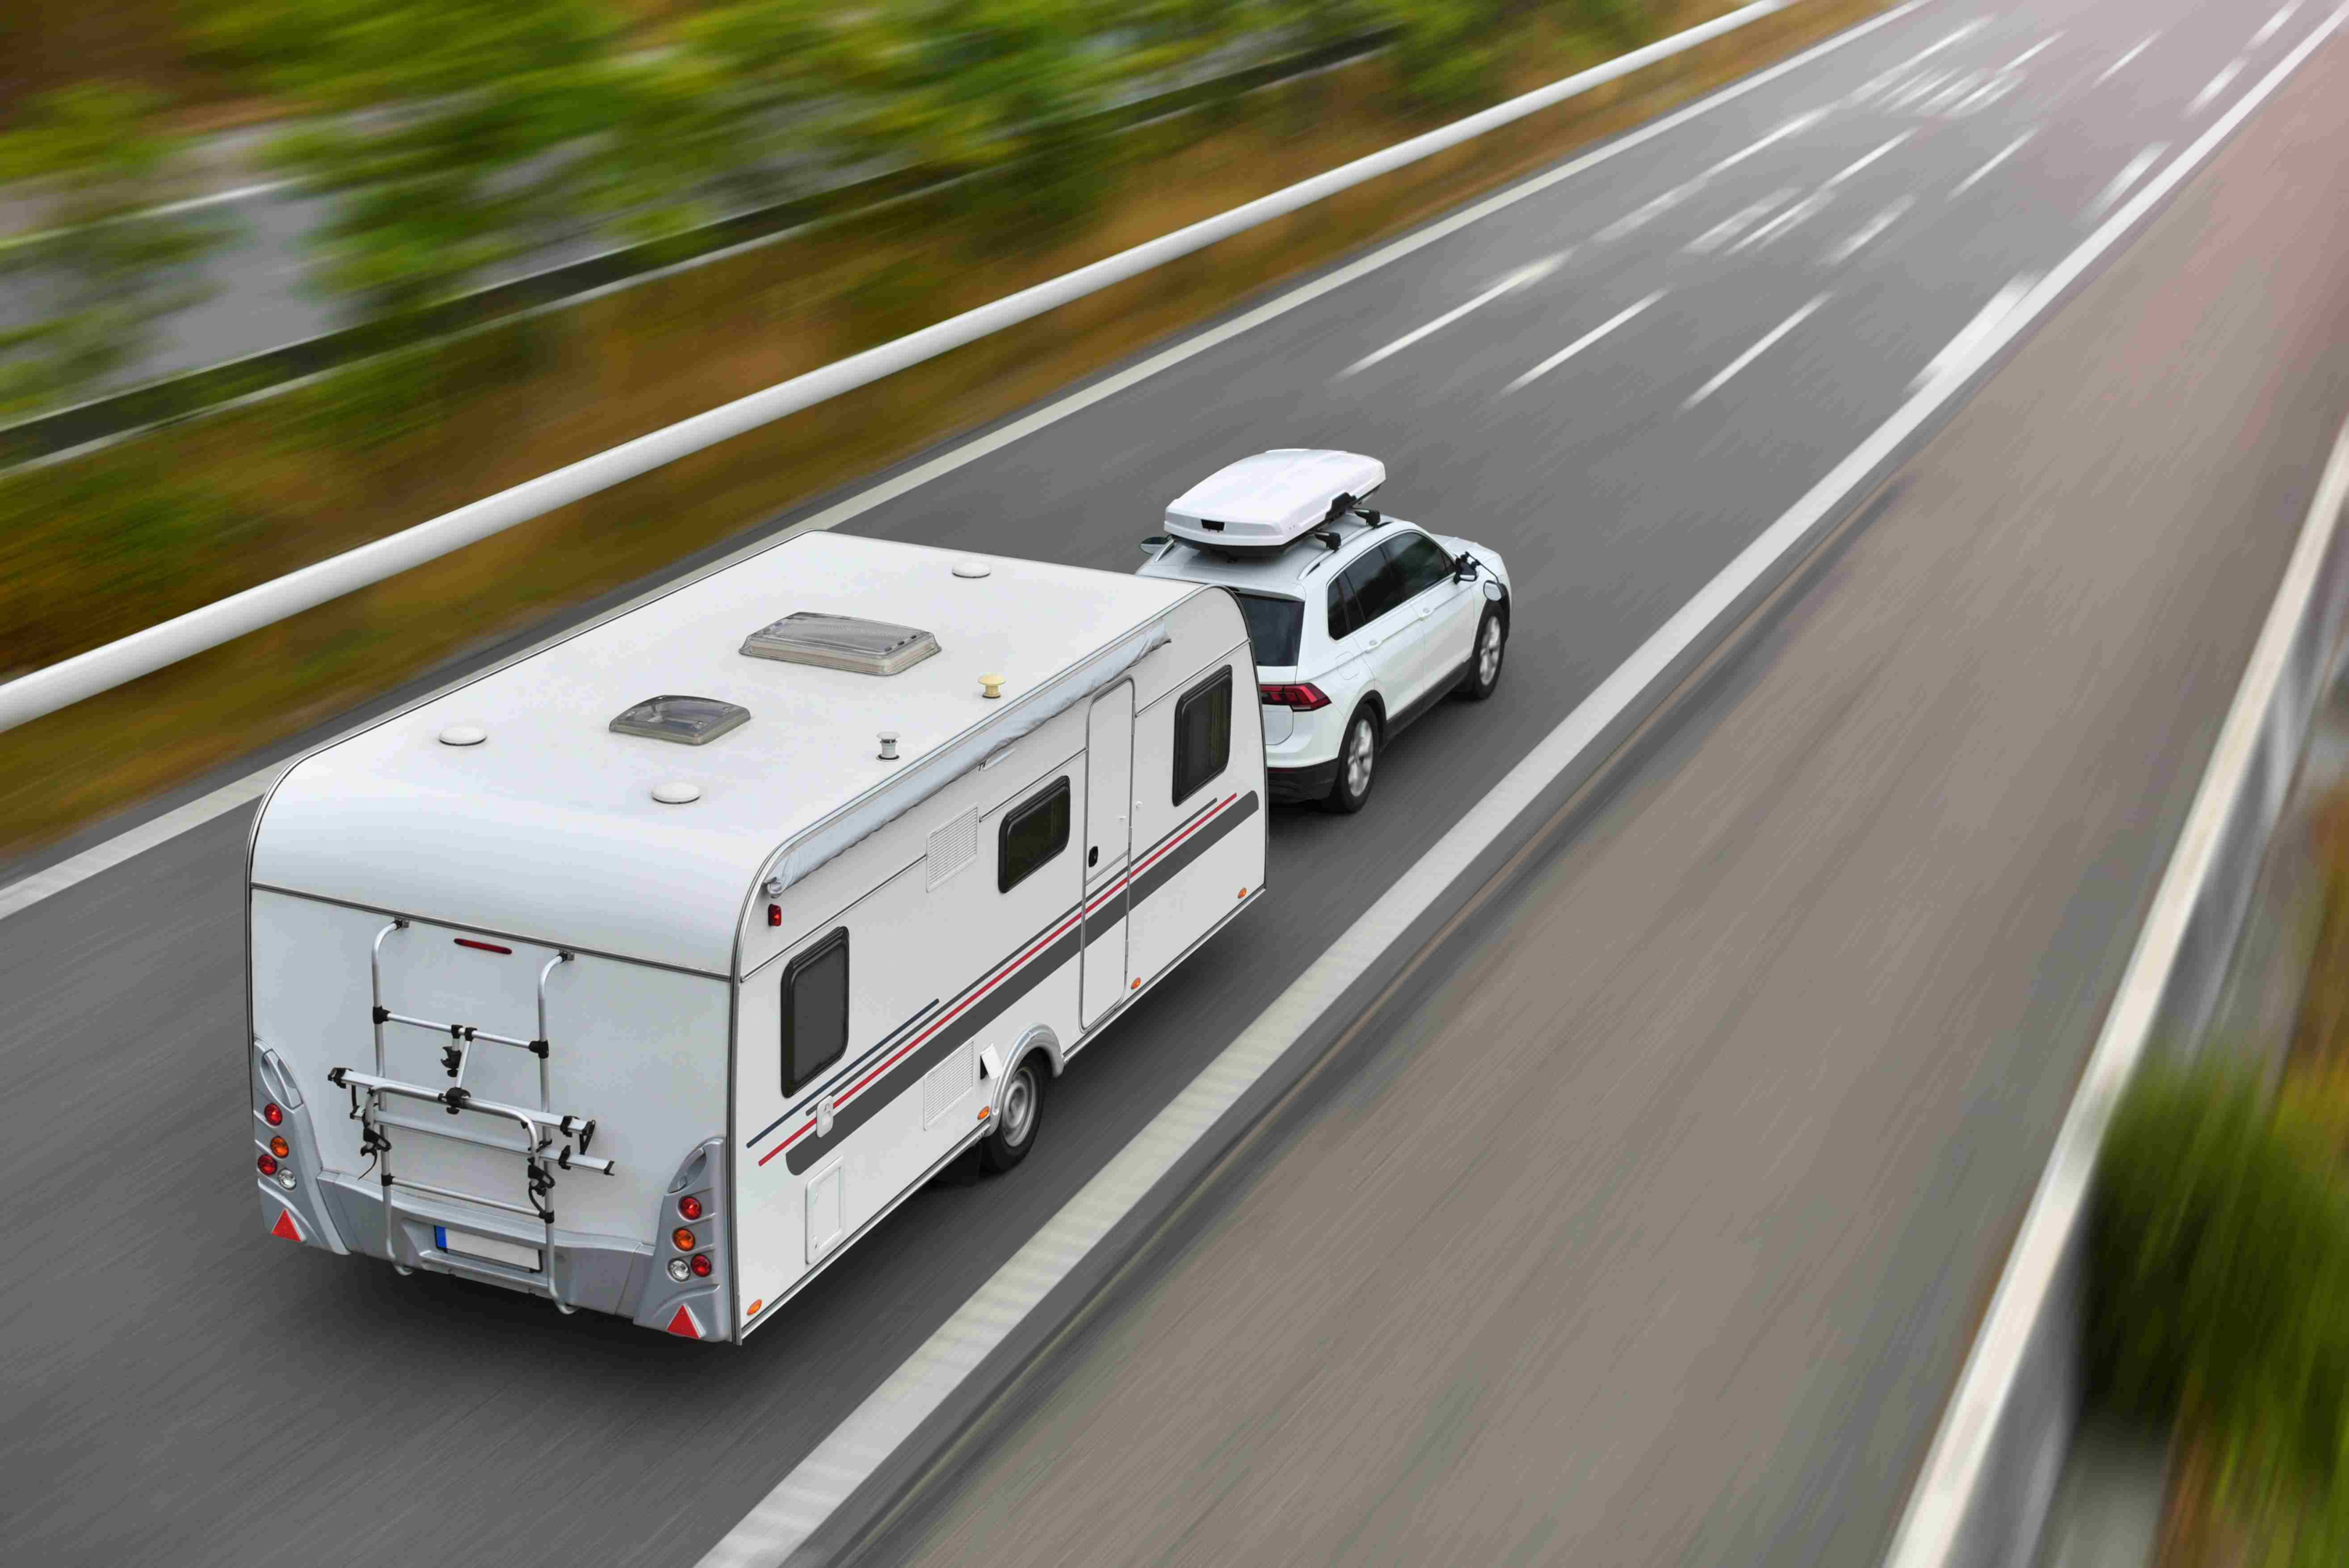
672,1227,697,1251
263,1103,285,1127
269,1136,290,1159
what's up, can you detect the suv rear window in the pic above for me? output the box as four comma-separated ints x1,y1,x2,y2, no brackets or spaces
1230,591,1304,666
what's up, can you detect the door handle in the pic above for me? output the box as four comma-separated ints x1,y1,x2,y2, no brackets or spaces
1417,604,1432,620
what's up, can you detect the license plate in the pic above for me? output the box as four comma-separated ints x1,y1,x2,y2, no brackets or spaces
434,1225,542,1272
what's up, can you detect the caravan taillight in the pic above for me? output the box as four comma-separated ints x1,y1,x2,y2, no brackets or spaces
256,1153,279,1177
269,1137,290,1159
677,1196,703,1221
672,1228,697,1251
262,1103,285,1127
691,1254,713,1278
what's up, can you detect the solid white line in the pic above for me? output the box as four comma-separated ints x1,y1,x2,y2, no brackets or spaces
0,0,1941,920
1343,256,1562,374
711,11,2349,1557
1883,9,2349,1566
2190,60,2244,113
1681,294,1828,408
1908,275,2035,391
2255,1,2302,46
1821,196,1914,266
1951,128,2036,197
1828,131,1916,185
2093,34,2158,86
1728,189,1832,253
1502,292,1667,393
1687,190,1798,253
2085,144,2165,220
2001,36,2059,70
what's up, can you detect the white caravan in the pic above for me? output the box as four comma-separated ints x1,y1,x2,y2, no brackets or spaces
245,533,1266,1342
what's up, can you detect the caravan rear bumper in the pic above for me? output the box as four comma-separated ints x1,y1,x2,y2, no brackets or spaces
311,1174,732,1339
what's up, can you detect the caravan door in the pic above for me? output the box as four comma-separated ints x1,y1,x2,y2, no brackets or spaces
1081,683,1135,1027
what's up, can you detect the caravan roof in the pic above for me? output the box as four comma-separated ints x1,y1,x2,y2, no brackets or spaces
251,533,1200,975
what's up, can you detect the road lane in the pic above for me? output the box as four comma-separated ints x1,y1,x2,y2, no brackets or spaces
859,30,2349,1567
0,1,2333,1564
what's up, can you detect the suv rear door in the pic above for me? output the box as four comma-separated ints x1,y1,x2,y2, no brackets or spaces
1373,531,1476,710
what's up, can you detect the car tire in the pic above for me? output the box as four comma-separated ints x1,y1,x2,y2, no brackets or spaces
977,1053,1045,1175
1323,705,1379,814
1457,608,1507,702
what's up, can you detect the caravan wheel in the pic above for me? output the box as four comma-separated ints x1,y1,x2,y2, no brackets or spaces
979,1055,1045,1175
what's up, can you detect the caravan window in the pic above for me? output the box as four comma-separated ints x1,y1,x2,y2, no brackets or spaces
1000,777,1071,893
782,928,849,1095
1172,667,1233,805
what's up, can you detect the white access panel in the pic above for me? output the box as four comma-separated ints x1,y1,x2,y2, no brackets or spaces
1082,683,1135,1027
806,1164,846,1264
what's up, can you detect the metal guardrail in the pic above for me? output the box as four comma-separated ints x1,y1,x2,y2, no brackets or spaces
1880,412,2349,1568
0,0,1808,735
0,28,1403,474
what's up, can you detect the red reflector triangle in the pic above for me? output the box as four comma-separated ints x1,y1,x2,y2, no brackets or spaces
271,1209,302,1242
666,1304,703,1339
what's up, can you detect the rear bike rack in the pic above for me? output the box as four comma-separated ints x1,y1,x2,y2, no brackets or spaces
330,920,614,1308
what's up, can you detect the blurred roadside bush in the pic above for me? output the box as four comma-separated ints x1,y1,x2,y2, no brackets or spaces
2094,1061,2349,1564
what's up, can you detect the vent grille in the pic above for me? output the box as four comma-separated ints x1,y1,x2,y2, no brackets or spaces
608,695,749,746
926,809,979,889
922,1044,975,1127
742,613,941,676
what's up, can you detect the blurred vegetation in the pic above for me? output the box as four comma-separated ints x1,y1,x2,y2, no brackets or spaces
0,0,1895,855
2094,807,2349,1568
0,86,230,417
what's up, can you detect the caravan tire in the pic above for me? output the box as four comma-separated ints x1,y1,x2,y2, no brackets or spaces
979,1055,1045,1175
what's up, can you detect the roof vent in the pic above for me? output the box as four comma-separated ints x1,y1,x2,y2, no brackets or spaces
610,695,750,746
741,612,941,677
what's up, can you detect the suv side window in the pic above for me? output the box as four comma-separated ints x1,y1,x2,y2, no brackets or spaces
1336,544,1406,630
1327,572,1362,641
1384,532,1456,599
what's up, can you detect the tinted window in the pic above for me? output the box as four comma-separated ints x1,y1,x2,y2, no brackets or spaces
1327,573,1362,642
1337,547,1405,629
1386,533,1456,598
783,928,849,1095
1230,592,1304,667
1172,668,1233,805
999,777,1071,894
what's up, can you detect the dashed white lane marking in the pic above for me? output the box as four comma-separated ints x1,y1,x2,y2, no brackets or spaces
1850,18,1993,102
2255,2,2302,45
1908,275,2035,392
1682,293,1828,409
2085,144,2166,220
1342,255,1564,375
1884,68,1953,110
1919,70,1985,114
2094,34,2159,85
2001,36,2059,70
2189,60,2244,113
1951,128,2037,197
1821,196,1915,266
1687,190,1799,254
1595,107,1829,242
1502,291,1666,393
1948,73,2019,116
1728,190,1833,254
1829,131,1916,185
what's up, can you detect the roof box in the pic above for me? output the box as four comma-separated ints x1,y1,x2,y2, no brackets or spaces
1163,449,1384,556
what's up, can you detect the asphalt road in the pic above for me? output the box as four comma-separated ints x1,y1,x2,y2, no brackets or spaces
3,1,2342,1564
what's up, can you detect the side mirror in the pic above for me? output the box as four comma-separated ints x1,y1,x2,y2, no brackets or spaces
1454,552,1480,581
1140,534,1171,556
1482,580,1506,603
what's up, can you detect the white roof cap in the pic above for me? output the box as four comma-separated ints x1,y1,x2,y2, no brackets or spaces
1164,449,1384,550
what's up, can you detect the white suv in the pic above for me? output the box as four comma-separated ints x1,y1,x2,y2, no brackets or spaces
1136,450,1512,812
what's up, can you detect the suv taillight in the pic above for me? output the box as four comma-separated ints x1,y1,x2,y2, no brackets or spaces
1259,683,1331,711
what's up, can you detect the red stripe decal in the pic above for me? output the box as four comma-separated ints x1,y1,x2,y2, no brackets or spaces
753,794,1238,1167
